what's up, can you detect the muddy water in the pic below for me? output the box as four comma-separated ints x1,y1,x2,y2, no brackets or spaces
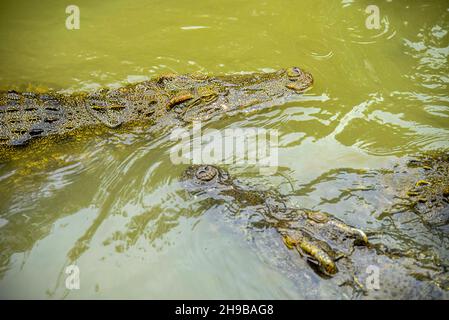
0,0,448,298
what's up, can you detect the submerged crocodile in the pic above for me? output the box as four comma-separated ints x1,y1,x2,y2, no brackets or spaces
0,67,312,148
181,153,449,298
181,164,368,277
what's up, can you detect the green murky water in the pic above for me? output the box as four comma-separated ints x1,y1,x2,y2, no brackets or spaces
0,0,448,299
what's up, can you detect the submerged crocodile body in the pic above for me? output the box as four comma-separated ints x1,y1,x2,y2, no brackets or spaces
181,154,449,298
395,151,449,226
0,67,312,148
181,164,368,277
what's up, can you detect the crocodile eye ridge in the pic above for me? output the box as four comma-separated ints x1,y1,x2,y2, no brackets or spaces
195,165,218,182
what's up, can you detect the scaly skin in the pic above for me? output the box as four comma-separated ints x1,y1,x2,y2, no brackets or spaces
401,151,449,225
0,67,312,148
181,164,368,277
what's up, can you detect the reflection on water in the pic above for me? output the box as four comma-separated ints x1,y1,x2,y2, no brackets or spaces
0,0,448,298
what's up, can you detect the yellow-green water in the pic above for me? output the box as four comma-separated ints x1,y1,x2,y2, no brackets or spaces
0,0,448,299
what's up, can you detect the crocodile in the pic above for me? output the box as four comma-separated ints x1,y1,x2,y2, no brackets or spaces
181,164,369,277
0,67,312,149
181,160,449,298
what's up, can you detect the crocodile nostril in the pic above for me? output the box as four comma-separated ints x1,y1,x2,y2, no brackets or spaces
195,165,218,181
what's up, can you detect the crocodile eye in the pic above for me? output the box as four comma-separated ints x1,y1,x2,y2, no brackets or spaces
307,211,329,223
287,67,302,79
195,165,218,181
